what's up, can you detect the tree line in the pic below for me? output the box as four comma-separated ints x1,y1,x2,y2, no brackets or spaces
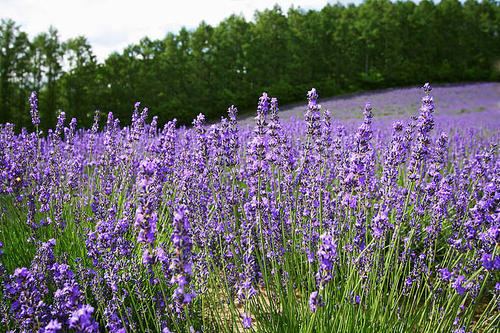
1,0,499,130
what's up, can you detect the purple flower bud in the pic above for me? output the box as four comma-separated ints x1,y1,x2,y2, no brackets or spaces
493,257,500,271
440,268,452,281
309,291,323,312
481,253,493,270
29,91,40,126
242,312,252,329
44,319,62,333
452,275,468,295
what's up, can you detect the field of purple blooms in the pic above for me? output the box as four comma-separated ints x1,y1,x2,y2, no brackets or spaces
0,82,499,332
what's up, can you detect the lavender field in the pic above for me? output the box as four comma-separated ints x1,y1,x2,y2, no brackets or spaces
0,82,499,332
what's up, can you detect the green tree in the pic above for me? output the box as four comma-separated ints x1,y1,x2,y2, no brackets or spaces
248,5,291,100
211,14,251,108
30,27,64,129
61,36,98,126
11,30,31,128
0,19,20,124
1,0,500,129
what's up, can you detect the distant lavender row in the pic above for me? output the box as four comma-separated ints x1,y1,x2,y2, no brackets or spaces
0,83,498,332
306,82,498,114
258,82,499,128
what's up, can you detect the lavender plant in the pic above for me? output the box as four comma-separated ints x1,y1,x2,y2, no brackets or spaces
0,82,498,332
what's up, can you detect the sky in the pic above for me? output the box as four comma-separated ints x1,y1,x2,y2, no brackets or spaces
0,0,363,62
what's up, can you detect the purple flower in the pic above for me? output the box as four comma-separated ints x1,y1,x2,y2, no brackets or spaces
493,257,500,271
307,88,318,106
316,232,338,286
439,268,452,281
452,275,468,296
242,312,252,329
170,204,196,313
68,304,99,332
44,319,62,333
481,253,493,270
452,328,470,333
29,91,40,126
309,291,323,312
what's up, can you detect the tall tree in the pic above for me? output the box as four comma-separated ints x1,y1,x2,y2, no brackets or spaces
61,36,98,125
248,5,291,99
212,15,251,106
0,19,19,123
41,27,63,128
12,31,31,128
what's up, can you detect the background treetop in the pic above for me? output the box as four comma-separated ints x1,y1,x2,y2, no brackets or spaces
0,0,498,130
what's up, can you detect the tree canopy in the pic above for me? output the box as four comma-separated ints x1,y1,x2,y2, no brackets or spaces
0,0,499,130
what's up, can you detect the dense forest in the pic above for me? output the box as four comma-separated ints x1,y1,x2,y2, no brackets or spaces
0,0,499,129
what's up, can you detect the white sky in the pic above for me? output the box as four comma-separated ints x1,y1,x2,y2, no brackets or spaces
0,0,362,62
